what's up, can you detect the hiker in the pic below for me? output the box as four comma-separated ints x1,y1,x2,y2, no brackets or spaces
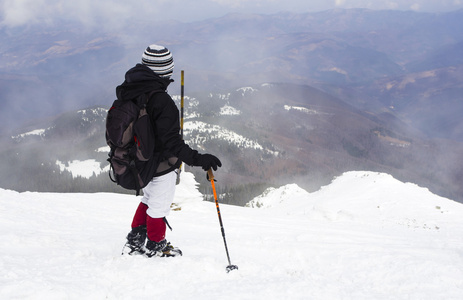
118,44,222,257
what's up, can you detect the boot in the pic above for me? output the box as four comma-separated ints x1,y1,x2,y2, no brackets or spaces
121,225,147,255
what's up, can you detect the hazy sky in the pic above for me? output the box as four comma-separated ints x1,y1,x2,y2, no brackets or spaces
1,0,462,28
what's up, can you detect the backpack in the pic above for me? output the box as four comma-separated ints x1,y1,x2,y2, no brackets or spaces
105,90,162,195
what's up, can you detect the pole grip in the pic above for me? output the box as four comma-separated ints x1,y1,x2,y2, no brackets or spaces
207,169,215,181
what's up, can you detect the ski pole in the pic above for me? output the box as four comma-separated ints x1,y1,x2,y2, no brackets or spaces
207,169,238,273
176,70,184,185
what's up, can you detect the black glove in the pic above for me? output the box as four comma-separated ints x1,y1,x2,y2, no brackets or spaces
195,154,222,171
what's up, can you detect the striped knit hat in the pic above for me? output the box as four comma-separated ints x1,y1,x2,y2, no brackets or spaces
141,44,174,77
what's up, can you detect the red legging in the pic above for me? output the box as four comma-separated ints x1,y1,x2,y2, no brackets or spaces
131,202,166,242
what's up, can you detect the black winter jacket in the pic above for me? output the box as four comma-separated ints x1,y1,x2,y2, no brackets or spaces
115,64,199,176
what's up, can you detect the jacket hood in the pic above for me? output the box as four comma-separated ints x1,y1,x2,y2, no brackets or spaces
116,64,173,101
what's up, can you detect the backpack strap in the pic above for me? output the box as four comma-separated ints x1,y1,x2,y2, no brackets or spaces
128,159,142,196
136,90,164,108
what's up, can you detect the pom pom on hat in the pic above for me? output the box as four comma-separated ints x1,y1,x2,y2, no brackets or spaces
142,44,174,77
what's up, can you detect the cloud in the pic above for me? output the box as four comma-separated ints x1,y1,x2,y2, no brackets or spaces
386,2,399,10
0,0,157,29
210,0,278,8
1,0,45,26
210,0,255,8
410,3,421,10
1,0,463,30
333,0,461,11
0,0,280,29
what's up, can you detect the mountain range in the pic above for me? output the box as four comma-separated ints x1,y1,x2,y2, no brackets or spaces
1,81,462,204
0,9,462,203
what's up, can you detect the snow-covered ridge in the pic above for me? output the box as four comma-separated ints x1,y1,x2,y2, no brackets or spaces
11,107,107,141
184,120,277,155
1,170,463,299
246,183,310,208
185,120,262,149
247,171,463,231
11,128,48,140
220,104,241,116
76,107,107,122
237,86,258,96
284,105,331,115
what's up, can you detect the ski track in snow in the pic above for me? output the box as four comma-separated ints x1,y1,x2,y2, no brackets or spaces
1,171,463,299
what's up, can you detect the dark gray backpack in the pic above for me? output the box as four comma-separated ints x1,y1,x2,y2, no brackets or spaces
105,90,161,195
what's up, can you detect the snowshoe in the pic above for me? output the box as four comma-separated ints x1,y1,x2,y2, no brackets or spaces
144,239,183,258
121,225,147,256
122,242,145,255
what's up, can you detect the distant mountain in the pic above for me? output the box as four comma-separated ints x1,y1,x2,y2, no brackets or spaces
406,41,463,72
1,83,462,205
361,64,463,141
1,9,463,203
2,9,463,139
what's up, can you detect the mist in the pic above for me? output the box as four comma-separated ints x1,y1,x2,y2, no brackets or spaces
1,6,462,135
2,0,463,29
1,0,463,133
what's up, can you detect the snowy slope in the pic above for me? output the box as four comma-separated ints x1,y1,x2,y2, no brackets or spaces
1,171,463,299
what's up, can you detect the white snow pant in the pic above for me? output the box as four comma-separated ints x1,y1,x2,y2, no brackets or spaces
140,171,177,218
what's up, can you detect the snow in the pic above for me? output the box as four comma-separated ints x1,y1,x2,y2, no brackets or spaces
209,93,230,101
284,105,332,115
1,171,463,299
96,146,110,153
237,86,258,96
77,107,107,116
246,183,310,208
56,159,109,178
11,128,47,140
171,95,199,110
184,120,266,151
220,105,241,116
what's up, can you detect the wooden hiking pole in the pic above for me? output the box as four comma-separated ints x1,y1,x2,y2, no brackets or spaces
180,70,184,139
176,70,184,185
